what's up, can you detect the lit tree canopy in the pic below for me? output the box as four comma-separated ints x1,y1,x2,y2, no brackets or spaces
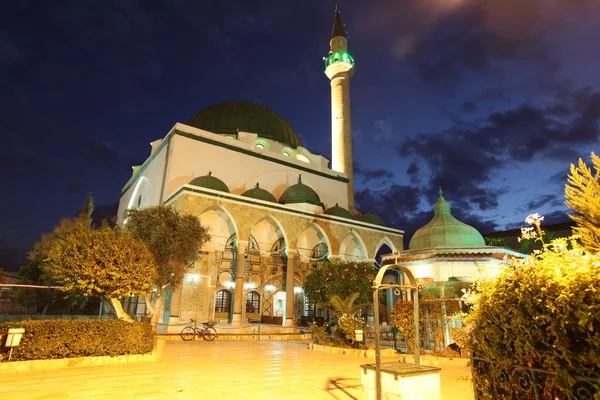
124,205,211,288
304,259,376,306
566,152,600,254
38,218,157,320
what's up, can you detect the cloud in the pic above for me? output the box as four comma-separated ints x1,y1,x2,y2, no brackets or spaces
354,0,600,86
354,163,394,180
397,85,600,210
516,194,564,214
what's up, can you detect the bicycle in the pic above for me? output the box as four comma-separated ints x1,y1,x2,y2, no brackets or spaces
180,319,217,341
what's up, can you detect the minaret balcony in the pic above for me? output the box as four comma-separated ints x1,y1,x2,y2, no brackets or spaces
324,51,355,70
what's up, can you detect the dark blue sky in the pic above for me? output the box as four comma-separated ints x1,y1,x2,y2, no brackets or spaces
2,0,599,271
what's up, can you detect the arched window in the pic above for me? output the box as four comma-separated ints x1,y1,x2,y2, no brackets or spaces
311,243,328,260
215,290,231,313
245,291,260,313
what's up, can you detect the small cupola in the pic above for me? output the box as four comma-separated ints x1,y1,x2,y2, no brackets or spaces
189,171,230,193
324,203,353,219
278,175,324,208
241,183,277,203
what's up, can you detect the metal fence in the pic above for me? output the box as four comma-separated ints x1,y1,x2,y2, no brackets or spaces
472,356,600,400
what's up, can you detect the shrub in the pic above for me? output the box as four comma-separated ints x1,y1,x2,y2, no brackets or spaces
309,322,330,345
467,220,600,397
0,319,154,361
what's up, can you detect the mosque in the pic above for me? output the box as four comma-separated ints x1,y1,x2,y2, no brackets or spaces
116,4,519,330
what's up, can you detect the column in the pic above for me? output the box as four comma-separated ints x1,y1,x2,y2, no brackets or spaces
167,279,184,333
285,248,296,327
231,240,248,326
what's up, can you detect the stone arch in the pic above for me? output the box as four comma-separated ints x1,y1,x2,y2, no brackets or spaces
338,230,368,261
373,236,398,260
248,215,289,254
127,176,152,211
295,222,332,262
198,204,239,252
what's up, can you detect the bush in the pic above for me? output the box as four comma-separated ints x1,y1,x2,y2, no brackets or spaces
309,322,330,345
0,319,155,361
467,234,600,396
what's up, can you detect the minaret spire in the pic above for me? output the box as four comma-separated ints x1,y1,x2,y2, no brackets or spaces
332,2,347,39
325,2,356,212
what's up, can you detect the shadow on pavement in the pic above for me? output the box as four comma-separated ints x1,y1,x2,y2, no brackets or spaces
325,376,363,399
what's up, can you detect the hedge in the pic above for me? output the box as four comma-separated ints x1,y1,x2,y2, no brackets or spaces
0,319,154,362
467,237,600,397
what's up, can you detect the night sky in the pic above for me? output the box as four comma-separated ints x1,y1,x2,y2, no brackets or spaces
2,0,599,271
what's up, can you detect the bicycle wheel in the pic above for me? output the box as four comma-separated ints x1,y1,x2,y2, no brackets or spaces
202,327,217,341
180,326,195,341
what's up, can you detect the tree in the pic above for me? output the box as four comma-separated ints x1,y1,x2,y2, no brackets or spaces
41,220,157,321
124,206,210,326
21,195,100,314
566,152,600,254
304,258,377,307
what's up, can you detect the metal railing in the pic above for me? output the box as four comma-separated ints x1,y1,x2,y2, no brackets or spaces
471,356,600,400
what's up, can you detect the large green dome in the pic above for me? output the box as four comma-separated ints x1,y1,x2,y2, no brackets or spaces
187,101,303,149
189,172,230,193
409,190,485,250
279,175,323,207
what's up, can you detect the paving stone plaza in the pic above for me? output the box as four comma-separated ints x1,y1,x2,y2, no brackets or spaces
0,341,473,399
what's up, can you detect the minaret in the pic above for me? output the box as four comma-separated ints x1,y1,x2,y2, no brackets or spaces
325,2,356,212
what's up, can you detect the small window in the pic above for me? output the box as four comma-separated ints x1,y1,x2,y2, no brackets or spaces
215,290,231,313
256,143,264,149
245,291,260,313
283,151,289,157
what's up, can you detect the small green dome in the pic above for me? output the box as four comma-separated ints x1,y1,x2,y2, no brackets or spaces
324,203,353,219
241,183,277,203
187,101,303,149
360,212,386,226
279,175,323,207
189,172,230,193
409,189,485,250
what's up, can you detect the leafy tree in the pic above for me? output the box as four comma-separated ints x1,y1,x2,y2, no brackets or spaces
124,206,210,326
566,152,600,254
304,258,377,307
40,220,157,321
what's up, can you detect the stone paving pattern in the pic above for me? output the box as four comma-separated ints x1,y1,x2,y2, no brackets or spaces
0,341,474,399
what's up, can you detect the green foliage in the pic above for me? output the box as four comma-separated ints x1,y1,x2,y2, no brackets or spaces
326,292,368,317
309,322,330,345
450,327,468,352
40,221,157,299
124,206,210,288
566,152,600,254
467,232,600,396
390,298,461,353
304,259,376,306
0,320,154,361
484,237,508,248
337,313,365,342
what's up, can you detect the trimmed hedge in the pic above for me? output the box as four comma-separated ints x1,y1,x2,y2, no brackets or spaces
0,319,154,362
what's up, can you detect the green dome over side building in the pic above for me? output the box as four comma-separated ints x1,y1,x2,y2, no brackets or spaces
241,183,277,203
187,101,303,149
279,175,324,207
189,172,230,193
409,189,485,250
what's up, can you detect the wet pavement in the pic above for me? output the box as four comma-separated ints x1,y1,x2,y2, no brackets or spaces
0,340,474,399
